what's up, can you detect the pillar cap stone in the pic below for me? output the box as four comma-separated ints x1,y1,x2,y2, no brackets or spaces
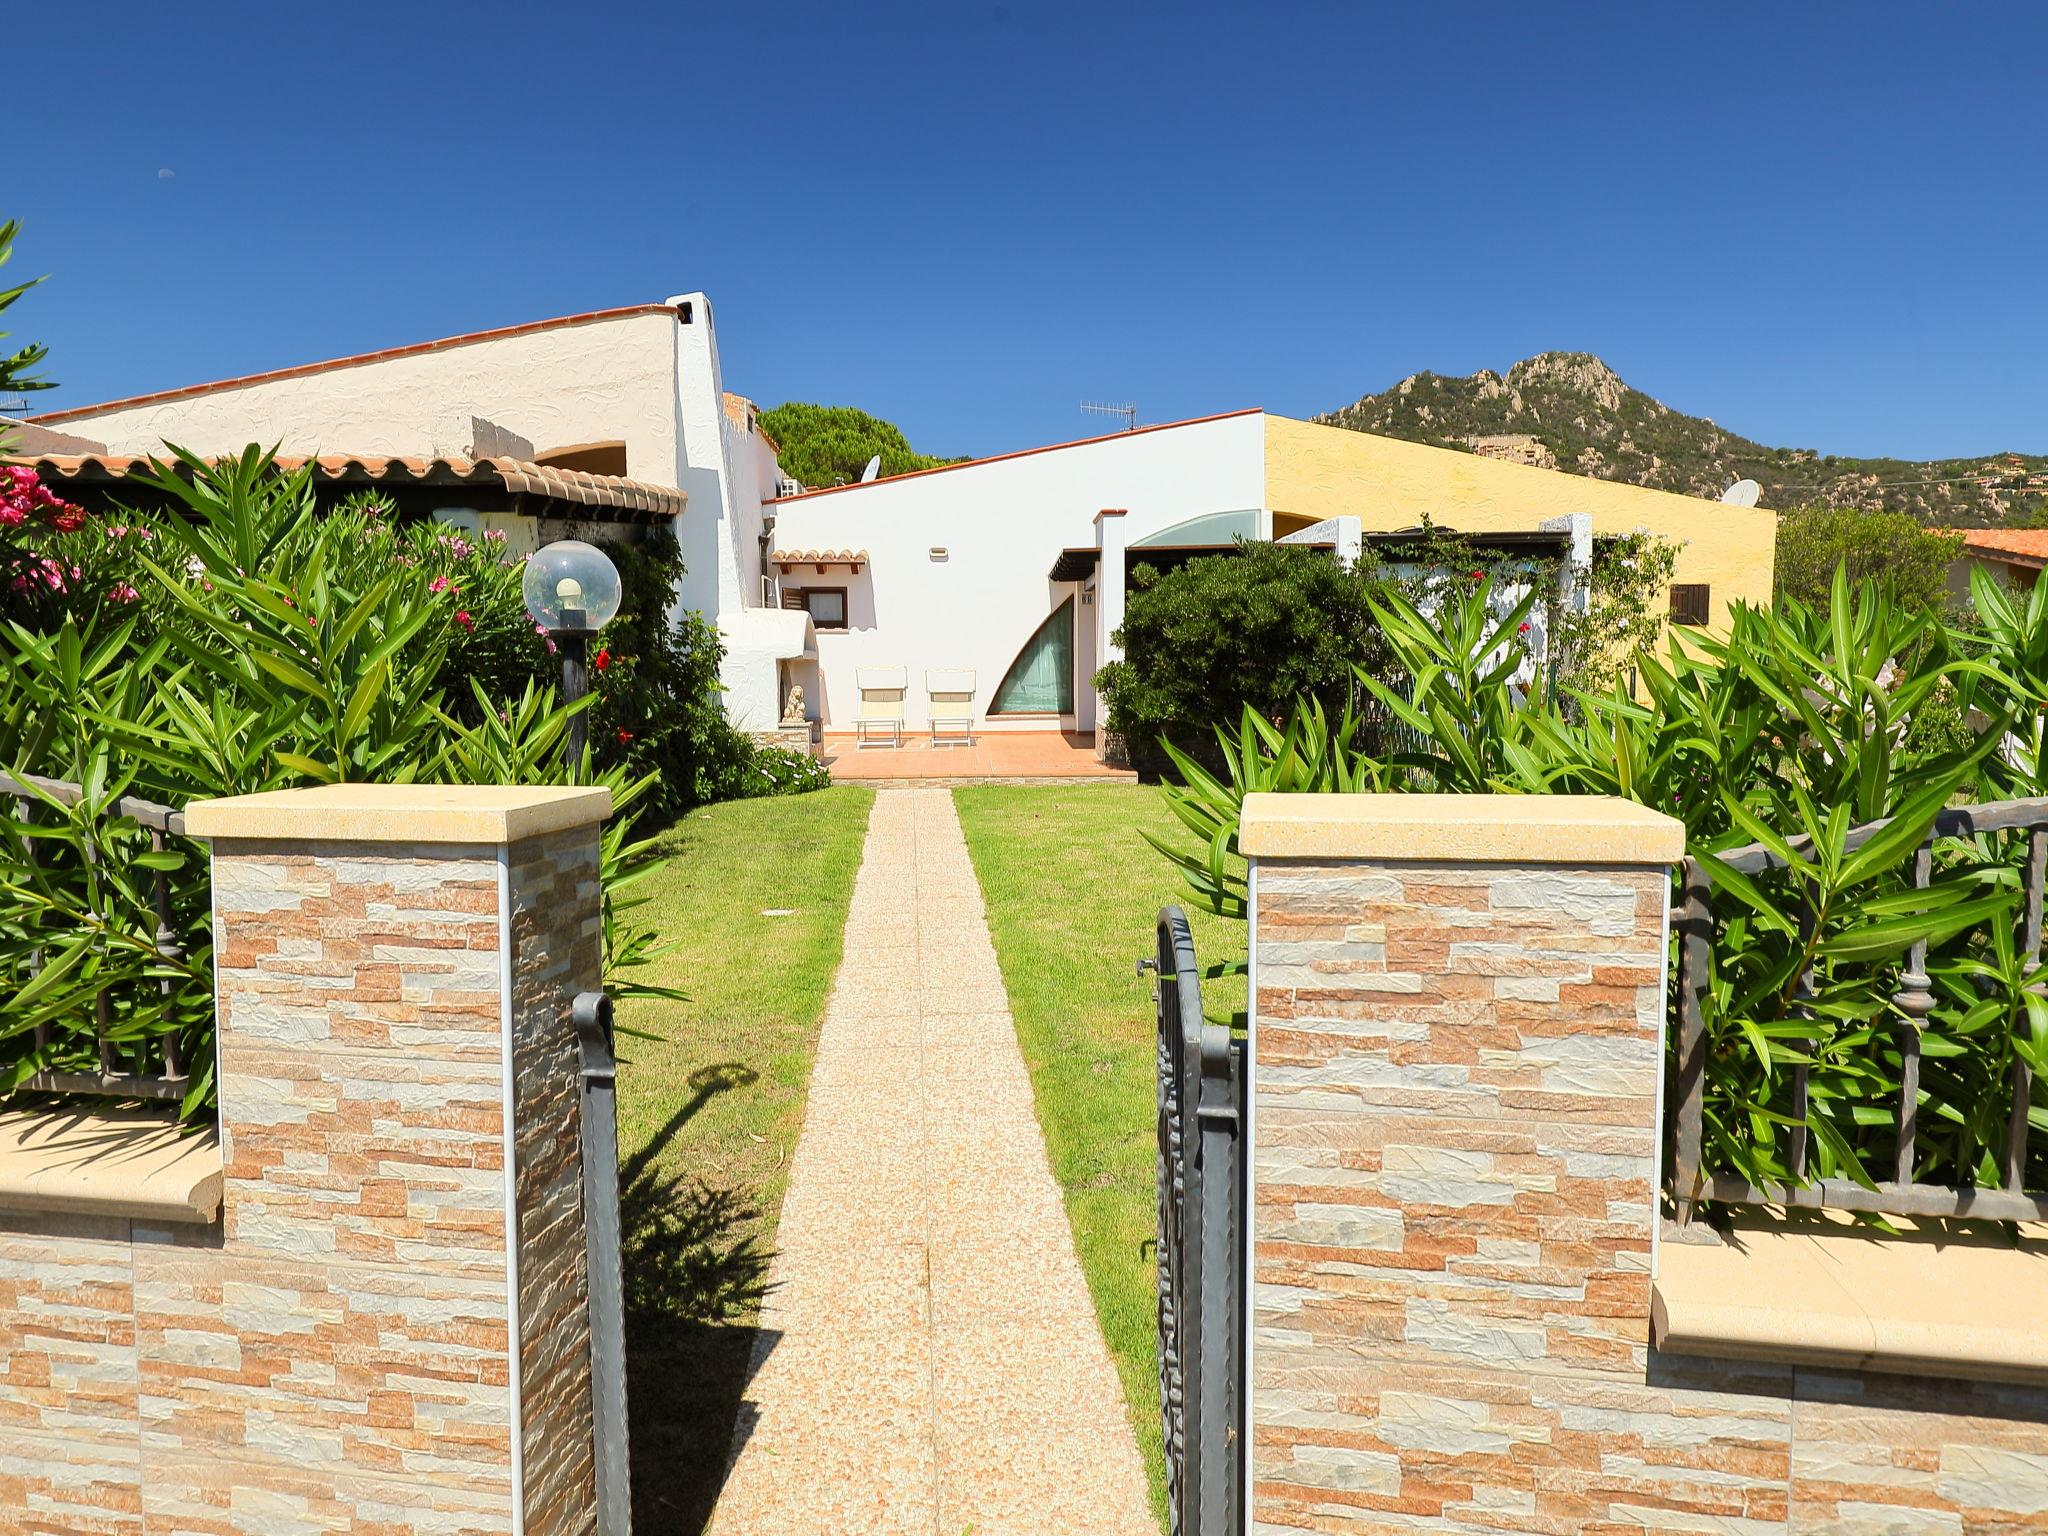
0,1108,222,1224
185,782,612,845
1240,791,1684,864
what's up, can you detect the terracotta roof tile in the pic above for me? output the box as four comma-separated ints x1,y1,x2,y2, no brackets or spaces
771,548,869,566
1959,528,2048,566
25,450,686,521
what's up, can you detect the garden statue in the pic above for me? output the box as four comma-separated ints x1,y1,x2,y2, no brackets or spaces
782,682,806,725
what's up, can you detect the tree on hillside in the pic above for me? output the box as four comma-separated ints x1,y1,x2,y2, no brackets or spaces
0,219,54,404
757,402,956,490
1775,506,1963,615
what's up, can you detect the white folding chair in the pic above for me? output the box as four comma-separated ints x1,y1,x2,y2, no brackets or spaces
926,669,977,748
854,665,908,749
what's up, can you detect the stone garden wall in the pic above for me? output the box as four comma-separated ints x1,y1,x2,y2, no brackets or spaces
1242,792,2048,1535
0,785,610,1536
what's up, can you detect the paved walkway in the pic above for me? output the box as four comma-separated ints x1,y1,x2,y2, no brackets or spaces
711,788,1154,1536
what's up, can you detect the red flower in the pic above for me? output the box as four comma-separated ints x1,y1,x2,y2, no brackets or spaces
592,647,611,672
616,728,633,745
1517,622,1530,634
1468,569,1483,582
454,610,475,632
46,502,86,533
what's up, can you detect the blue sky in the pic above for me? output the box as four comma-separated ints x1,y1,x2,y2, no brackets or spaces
9,2,2045,461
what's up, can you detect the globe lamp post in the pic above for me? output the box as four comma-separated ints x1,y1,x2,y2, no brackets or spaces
522,540,622,768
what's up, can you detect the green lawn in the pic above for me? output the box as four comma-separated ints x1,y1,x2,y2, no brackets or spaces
613,784,874,1536
953,784,1244,1526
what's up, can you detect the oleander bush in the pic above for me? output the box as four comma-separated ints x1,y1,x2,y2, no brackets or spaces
0,446,816,1118
1151,564,2048,1199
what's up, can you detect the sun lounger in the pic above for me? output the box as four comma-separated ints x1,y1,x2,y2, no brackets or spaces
926,669,977,748
855,665,908,749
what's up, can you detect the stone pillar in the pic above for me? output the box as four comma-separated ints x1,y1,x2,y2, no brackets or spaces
179,783,611,1536
1241,792,1685,1531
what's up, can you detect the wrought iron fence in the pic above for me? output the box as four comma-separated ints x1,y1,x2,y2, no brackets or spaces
1669,795,2048,1225
3,770,193,1101
1143,906,1245,1536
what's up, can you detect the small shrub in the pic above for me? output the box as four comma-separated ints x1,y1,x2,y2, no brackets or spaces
1775,505,1963,615
1095,542,1390,770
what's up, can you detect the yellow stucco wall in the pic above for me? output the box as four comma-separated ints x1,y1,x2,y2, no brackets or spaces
1263,414,1776,629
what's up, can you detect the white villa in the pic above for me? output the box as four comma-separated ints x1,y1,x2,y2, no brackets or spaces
22,297,1776,757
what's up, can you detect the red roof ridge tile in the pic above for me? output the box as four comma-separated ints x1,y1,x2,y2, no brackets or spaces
29,304,688,426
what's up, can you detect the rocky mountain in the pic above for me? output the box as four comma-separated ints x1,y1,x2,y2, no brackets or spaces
1316,353,2048,526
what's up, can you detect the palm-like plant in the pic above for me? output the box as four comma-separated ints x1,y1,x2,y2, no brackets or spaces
1150,562,2048,1195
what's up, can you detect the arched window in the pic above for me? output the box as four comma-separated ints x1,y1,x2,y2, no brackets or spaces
990,598,1076,715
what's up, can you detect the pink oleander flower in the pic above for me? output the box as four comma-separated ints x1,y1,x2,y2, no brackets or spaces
108,582,140,604
429,575,457,595
45,502,87,534
0,503,23,530
483,528,506,544
453,610,475,631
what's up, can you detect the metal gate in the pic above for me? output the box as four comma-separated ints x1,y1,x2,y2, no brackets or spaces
1145,906,1246,1536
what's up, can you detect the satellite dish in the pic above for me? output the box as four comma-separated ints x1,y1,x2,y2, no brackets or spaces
859,455,882,483
1720,479,1762,507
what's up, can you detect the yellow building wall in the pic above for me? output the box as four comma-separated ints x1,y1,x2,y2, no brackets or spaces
1263,414,1777,630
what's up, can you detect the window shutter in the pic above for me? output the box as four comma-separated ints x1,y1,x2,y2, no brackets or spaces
1669,583,1711,626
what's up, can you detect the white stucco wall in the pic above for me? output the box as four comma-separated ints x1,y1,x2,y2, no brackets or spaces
36,310,686,480
767,411,1267,732
38,297,806,736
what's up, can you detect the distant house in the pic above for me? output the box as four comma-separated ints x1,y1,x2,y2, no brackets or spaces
1945,528,2048,598
21,302,1779,754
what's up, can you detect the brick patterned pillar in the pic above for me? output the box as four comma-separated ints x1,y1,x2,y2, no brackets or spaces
174,784,610,1536
1242,792,1693,1532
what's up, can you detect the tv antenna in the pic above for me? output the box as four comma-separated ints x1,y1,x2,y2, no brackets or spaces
1080,400,1137,432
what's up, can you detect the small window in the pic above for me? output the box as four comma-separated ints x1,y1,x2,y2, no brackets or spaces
1669,583,1712,626
801,587,848,631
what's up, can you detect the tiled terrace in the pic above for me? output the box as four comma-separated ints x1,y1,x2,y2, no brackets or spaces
818,730,1136,784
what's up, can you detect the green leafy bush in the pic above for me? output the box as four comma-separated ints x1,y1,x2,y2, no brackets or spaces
1095,543,1391,768
1150,564,2048,1198
1774,505,1964,615
0,448,706,1118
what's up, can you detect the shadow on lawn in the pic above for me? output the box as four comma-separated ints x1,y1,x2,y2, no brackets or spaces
622,1063,782,1535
